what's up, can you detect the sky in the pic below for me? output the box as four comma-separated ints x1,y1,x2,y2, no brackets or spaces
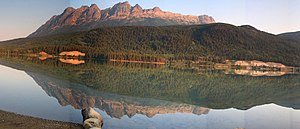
0,0,300,41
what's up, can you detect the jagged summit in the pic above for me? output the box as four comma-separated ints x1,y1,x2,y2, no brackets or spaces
28,1,215,37
152,6,162,12
63,7,75,13
131,4,143,14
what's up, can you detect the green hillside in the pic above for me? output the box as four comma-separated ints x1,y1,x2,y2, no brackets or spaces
1,23,299,66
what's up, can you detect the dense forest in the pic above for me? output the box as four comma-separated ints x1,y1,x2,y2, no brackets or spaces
0,57,299,109
0,23,299,66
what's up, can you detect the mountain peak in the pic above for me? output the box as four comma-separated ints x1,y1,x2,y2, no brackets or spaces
90,4,100,9
134,4,140,7
63,7,75,13
131,4,143,14
110,1,132,17
122,1,130,5
153,6,162,12
79,5,89,10
115,1,131,7
133,4,142,9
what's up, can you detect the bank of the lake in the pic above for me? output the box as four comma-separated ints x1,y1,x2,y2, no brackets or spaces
0,110,82,129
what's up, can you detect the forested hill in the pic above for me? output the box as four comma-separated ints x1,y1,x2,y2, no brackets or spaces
279,31,300,42
0,23,300,66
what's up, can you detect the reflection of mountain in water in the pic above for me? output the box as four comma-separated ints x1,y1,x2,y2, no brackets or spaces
275,96,300,109
27,72,209,118
0,57,300,111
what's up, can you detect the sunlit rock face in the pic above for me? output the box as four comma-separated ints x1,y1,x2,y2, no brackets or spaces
29,1,215,37
59,51,86,57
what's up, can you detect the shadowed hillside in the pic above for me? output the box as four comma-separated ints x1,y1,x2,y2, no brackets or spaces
279,31,300,42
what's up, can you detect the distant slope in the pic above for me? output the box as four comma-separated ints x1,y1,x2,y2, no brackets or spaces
28,1,215,37
1,23,300,66
279,31,300,42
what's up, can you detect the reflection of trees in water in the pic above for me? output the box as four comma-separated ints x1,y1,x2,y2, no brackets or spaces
0,57,300,110
77,62,300,110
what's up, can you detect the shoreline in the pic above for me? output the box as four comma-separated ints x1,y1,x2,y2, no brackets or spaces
0,110,83,129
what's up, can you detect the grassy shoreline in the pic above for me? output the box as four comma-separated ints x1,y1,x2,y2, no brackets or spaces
0,110,83,129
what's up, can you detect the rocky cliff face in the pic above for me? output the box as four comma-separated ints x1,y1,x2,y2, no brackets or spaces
28,1,215,37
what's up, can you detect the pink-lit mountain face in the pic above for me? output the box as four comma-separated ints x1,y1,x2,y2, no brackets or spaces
29,1,215,37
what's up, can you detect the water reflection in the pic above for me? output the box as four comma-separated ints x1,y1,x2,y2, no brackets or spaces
0,65,82,123
1,57,300,109
0,57,300,129
30,71,210,118
59,58,85,65
232,69,286,76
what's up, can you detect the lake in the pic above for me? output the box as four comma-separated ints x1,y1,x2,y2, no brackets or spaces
0,57,300,129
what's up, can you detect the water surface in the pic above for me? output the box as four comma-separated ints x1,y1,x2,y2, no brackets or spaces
0,57,300,129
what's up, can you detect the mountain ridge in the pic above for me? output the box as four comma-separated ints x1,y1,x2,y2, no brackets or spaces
28,1,215,37
279,31,300,42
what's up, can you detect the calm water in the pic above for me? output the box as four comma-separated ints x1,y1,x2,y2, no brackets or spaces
0,57,300,129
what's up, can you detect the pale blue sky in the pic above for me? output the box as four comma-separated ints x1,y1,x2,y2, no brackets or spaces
1,0,300,41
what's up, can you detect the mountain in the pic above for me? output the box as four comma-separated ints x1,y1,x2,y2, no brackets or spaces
279,31,300,42
28,1,215,37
